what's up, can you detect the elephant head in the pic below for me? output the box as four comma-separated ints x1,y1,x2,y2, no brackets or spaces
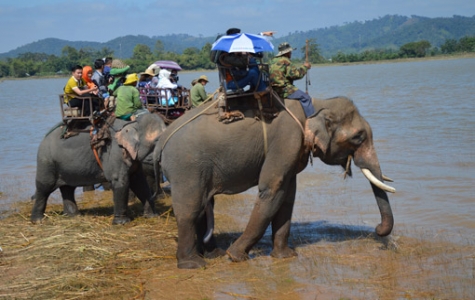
306,96,395,236
115,113,166,163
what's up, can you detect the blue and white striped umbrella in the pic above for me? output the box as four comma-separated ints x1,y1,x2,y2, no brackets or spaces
211,33,274,53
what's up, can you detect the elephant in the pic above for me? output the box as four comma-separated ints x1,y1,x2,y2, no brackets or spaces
31,113,167,224
153,94,396,269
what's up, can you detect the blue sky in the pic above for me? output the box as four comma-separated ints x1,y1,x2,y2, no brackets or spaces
0,0,474,53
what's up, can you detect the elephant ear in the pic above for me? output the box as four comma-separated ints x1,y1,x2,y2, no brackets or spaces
307,109,332,155
115,127,139,160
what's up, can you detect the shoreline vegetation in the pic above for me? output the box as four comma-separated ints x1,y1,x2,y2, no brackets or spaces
1,52,474,83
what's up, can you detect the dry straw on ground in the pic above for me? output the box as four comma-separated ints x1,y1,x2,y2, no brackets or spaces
1,191,474,299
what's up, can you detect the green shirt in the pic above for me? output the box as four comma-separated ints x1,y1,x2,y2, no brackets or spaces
190,82,208,107
269,56,308,98
113,85,142,118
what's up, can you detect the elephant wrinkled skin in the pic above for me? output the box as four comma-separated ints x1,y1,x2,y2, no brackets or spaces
154,96,395,269
31,113,167,224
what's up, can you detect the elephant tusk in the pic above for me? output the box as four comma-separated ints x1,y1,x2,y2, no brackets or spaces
382,174,394,182
203,202,214,244
343,155,352,179
361,168,396,193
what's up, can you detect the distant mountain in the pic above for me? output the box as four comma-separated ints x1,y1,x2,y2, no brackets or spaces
273,14,475,58
0,34,215,59
1,14,474,59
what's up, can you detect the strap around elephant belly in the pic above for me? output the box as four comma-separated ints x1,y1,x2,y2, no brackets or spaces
254,91,268,156
90,126,104,170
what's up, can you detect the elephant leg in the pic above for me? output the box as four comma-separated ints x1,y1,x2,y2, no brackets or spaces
60,185,79,217
196,197,226,259
227,175,287,262
110,176,132,225
31,181,54,223
102,182,112,190
172,189,207,269
129,167,157,217
270,176,298,258
83,185,95,192
145,166,162,198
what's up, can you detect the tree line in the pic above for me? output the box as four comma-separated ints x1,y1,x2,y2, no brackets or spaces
1,36,474,78
0,40,217,78
329,36,475,63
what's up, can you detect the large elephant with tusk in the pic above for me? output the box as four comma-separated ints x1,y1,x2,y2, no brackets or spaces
153,94,396,269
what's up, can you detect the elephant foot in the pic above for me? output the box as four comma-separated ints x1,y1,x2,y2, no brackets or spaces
63,201,79,217
143,202,157,218
204,247,226,259
177,255,207,269
63,209,80,217
226,247,250,262
270,246,298,259
30,215,43,224
112,215,132,225
143,211,159,218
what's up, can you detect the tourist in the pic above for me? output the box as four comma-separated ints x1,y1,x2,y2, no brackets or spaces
113,73,144,121
190,75,209,107
63,65,99,116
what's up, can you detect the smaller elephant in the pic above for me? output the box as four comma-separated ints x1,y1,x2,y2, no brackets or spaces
31,113,167,224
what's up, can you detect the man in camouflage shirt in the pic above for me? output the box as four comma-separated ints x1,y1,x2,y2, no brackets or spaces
269,42,315,118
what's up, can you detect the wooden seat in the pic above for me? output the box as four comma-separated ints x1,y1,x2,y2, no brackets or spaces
216,63,274,112
59,94,97,123
217,55,271,94
138,87,191,123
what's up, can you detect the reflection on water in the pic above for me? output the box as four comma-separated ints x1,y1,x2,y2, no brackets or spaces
0,58,474,242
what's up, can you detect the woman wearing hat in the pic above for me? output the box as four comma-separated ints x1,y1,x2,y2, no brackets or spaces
190,75,210,108
137,68,157,104
269,42,315,118
113,73,144,121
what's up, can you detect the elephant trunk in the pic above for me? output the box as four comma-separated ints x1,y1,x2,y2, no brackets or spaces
371,183,394,237
354,138,395,237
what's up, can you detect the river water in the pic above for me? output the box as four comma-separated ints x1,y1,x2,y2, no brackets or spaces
0,58,474,244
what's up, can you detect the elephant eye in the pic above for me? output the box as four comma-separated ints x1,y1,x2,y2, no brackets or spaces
351,131,365,145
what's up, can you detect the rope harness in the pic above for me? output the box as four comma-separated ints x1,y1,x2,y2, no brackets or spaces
161,88,220,150
90,126,104,170
89,114,136,170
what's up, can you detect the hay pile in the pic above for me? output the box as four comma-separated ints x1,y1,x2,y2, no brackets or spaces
0,194,178,299
1,191,474,299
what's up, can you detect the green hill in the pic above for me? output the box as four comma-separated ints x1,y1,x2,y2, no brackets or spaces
1,14,474,59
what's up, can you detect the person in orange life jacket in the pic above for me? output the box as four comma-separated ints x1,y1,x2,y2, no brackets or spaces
82,65,99,95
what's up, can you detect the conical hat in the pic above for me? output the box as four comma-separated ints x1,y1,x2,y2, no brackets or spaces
111,59,127,68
